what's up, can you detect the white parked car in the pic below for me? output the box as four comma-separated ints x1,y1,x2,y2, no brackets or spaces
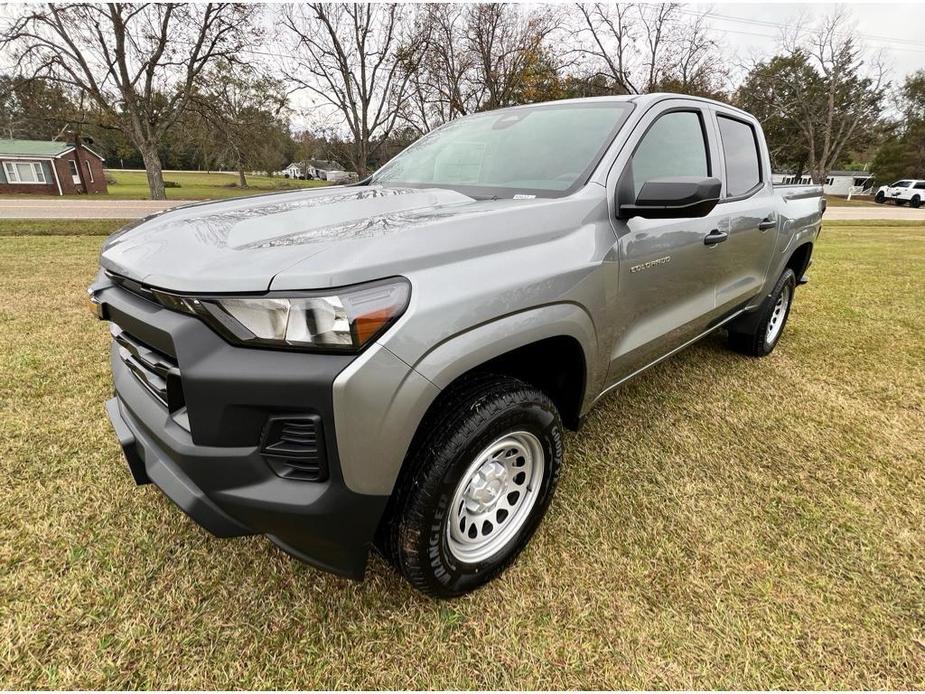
874,179,925,207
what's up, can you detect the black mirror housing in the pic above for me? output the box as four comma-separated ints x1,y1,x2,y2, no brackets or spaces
619,176,722,219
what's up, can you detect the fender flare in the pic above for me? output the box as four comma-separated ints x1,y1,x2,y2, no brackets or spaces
333,303,598,496
412,302,599,391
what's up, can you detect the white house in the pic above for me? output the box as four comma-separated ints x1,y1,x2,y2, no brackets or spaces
277,159,356,182
772,170,875,197
279,162,303,179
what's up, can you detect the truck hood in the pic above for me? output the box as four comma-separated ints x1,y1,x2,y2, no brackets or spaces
100,184,563,293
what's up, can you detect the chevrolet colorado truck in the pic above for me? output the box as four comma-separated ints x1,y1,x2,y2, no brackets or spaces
90,94,824,598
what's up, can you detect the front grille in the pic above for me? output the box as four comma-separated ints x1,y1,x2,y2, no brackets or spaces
107,272,158,305
260,416,328,481
112,324,185,411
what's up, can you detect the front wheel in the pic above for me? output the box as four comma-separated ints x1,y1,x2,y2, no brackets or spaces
875,191,885,204
380,375,563,599
727,268,797,357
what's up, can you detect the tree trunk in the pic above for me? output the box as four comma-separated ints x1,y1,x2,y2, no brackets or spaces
238,167,248,188
354,142,368,179
139,145,167,200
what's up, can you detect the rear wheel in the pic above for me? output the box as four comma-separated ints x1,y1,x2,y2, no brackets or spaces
727,268,796,357
912,195,922,209
380,375,563,599
875,191,885,203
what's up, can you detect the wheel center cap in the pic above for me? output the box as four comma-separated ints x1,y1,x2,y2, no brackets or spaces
464,460,507,512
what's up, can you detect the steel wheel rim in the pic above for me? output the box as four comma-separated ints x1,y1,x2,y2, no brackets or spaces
446,431,545,564
766,284,791,346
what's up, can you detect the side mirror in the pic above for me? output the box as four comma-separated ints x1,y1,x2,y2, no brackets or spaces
619,176,722,219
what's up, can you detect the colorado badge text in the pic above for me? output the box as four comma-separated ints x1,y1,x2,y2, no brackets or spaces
630,256,671,273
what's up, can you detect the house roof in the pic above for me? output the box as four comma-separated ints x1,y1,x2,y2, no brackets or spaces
0,139,104,160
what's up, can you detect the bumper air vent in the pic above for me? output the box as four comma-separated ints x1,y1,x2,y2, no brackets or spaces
260,415,328,482
112,324,185,412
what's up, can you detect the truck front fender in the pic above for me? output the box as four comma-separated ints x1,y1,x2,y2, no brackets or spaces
411,302,598,393
332,303,598,496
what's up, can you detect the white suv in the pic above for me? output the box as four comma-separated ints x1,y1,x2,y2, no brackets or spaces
875,180,925,208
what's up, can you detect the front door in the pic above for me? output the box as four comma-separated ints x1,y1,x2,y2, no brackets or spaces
605,106,727,385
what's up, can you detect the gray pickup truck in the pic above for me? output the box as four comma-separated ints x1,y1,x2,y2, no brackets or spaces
90,93,824,598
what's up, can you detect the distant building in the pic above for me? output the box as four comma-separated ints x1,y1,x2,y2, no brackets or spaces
277,158,358,183
279,162,304,179
0,139,108,195
772,170,874,197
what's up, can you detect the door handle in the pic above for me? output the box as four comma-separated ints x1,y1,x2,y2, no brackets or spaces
704,229,728,246
758,218,776,231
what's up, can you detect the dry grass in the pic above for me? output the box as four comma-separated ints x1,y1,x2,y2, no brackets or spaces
0,219,129,236
1,222,923,689
823,195,878,208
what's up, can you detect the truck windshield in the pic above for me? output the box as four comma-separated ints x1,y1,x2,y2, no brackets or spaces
370,102,633,199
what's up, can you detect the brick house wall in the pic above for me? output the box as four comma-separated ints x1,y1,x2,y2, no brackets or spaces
0,180,60,195
53,151,108,194
0,149,108,195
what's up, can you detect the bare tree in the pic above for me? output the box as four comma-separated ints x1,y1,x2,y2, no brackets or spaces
742,10,886,183
1,3,259,199
574,3,724,96
801,12,886,183
283,3,423,178
465,4,561,111
402,4,471,132
399,3,563,134
575,3,638,93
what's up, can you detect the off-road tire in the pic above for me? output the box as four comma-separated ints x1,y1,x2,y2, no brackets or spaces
378,374,563,599
727,268,797,357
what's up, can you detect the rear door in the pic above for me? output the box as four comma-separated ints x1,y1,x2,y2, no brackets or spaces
913,181,925,206
708,108,779,313
604,100,726,384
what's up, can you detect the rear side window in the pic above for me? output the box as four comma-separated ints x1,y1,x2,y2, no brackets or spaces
629,111,709,197
914,182,925,190
717,115,762,197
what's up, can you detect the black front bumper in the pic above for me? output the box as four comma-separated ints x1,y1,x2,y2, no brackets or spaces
95,277,389,580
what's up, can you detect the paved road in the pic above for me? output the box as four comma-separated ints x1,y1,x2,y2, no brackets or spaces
1,197,923,221
823,205,925,221
0,199,193,219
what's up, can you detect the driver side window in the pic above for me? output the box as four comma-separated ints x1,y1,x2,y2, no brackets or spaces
629,111,710,197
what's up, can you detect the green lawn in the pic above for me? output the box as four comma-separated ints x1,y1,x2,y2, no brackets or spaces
1,223,923,688
823,194,877,207
0,169,329,201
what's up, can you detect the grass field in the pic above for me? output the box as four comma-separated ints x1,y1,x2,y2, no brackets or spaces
0,219,130,236
1,222,923,688
823,194,878,207
0,169,329,201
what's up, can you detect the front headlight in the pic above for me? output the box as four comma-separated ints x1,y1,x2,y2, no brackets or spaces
152,277,410,353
